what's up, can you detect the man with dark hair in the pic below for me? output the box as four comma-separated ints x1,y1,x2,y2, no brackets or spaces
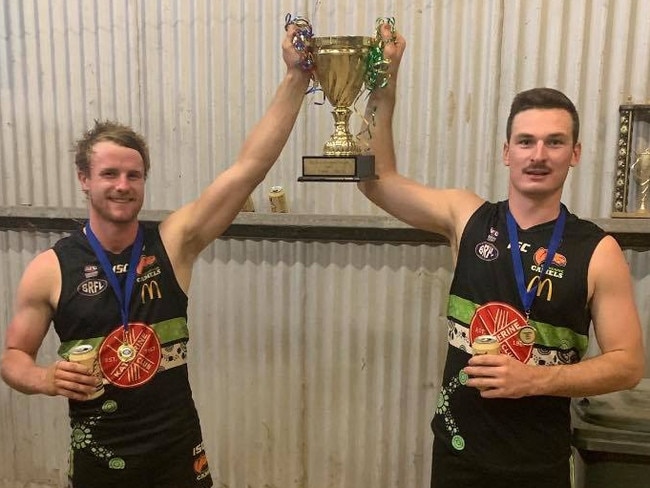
358,24,644,487
1,26,311,488
506,87,580,145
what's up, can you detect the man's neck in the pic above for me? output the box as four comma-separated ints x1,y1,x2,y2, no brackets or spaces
86,218,140,254
507,193,562,230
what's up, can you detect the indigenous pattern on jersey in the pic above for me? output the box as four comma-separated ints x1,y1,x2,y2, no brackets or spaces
53,225,209,484
432,201,606,476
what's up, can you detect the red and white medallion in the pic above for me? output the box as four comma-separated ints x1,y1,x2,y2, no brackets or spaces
99,322,162,387
469,302,533,363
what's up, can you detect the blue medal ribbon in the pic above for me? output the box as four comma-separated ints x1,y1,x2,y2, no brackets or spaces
85,223,144,332
506,204,566,317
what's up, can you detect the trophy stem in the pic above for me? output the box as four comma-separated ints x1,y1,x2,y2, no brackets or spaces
323,107,360,156
640,189,648,212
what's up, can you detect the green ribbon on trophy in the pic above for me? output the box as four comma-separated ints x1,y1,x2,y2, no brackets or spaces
365,17,395,91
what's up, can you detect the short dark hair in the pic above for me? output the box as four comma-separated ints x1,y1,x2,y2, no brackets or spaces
506,88,580,144
74,120,150,178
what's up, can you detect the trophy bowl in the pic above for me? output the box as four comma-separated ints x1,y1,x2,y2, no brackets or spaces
299,36,378,182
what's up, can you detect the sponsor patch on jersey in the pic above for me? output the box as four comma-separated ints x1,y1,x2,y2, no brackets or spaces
533,247,567,267
192,442,211,481
83,265,99,278
77,278,108,296
475,241,499,261
136,255,157,275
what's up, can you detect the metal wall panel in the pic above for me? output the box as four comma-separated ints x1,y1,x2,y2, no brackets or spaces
1,1,650,487
1,231,649,487
1,0,648,215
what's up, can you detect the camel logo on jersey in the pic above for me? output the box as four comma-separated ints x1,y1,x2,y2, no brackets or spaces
136,255,157,274
531,247,566,279
135,254,161,283
192,442,211,481
77,278,108,296
469,302,533,363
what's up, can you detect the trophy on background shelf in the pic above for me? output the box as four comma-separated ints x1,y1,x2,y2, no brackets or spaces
285,14,394,182
612,104,650,218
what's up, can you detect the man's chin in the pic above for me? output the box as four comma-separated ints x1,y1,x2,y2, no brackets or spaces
96,209,141,224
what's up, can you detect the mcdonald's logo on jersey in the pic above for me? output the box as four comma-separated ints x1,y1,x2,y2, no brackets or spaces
141,280,162,303
526,275,553,301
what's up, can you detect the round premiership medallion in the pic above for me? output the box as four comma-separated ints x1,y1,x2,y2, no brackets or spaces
518,326,537,345
99,323,162,387
469,302,533,363
117,343,136,362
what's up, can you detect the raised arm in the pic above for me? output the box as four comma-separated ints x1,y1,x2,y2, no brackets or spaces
160,24,311,288
357,24,484,254
1,250,98,400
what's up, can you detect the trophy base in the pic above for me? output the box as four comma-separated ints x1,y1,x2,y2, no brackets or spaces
298,155,378,182
611,211,650,219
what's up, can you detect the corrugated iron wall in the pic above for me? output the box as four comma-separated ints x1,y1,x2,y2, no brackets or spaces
1,1,649,487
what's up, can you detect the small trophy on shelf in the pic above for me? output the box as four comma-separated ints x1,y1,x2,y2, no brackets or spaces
611,105,650,218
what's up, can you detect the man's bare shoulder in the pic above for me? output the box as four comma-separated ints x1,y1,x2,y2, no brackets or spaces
19,248,61,308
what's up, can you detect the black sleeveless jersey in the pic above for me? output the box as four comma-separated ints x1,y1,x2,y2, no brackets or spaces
52,225,202,462
433,201,606,475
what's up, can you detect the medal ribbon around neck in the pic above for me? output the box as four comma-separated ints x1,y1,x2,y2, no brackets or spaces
506,205,566,318
85,222,144,333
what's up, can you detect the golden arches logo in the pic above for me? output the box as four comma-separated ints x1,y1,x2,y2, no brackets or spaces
526,275,553,301
141,280,161,303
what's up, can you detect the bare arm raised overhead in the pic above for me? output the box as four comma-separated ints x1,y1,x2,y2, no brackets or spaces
357,24,483,260
161,24,312,291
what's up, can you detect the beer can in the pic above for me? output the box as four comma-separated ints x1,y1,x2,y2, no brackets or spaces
69,344,105,399
471,335,500,355
241,194,255,212
268,186,288,213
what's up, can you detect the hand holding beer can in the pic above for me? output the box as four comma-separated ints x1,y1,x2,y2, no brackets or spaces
68,344,105,399
470,335,499,391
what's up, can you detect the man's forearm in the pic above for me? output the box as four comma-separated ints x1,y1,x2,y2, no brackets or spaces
236,70,309,182
1,348,49,395
530,351,644,398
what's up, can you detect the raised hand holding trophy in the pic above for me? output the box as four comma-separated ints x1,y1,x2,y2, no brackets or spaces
285,15,393,182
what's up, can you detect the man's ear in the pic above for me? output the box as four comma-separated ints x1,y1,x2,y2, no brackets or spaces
503,141,510,167
570,142,582,168
78,171,90,192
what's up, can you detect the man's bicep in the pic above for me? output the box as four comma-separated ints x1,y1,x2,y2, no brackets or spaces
589,236,643,354
5,252,58,355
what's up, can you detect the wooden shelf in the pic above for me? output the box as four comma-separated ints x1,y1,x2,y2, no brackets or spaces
2,206,650,250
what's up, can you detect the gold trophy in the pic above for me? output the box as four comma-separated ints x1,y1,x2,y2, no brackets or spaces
611,104,650,218
298,35,377,182
631,149,650,214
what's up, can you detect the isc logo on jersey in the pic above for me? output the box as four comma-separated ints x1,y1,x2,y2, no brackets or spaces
77,278,108,296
